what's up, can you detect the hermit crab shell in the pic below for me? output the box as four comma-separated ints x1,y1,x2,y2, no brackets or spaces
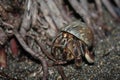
61,20,94,47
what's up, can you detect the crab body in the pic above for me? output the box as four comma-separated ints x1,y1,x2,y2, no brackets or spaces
51,21,94,67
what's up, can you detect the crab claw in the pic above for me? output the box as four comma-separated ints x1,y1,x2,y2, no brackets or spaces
85,49,94,63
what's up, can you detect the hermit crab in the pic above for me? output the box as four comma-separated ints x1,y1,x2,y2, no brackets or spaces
51,21,95,67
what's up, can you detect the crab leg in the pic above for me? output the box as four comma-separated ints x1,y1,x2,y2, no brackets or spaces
51,33,63,57
78,41,85,56
74,40,82,67
52,33,69,64
64,39,75,61
52,33,67,53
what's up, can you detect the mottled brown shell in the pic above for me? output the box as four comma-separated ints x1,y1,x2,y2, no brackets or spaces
61,20,94,47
